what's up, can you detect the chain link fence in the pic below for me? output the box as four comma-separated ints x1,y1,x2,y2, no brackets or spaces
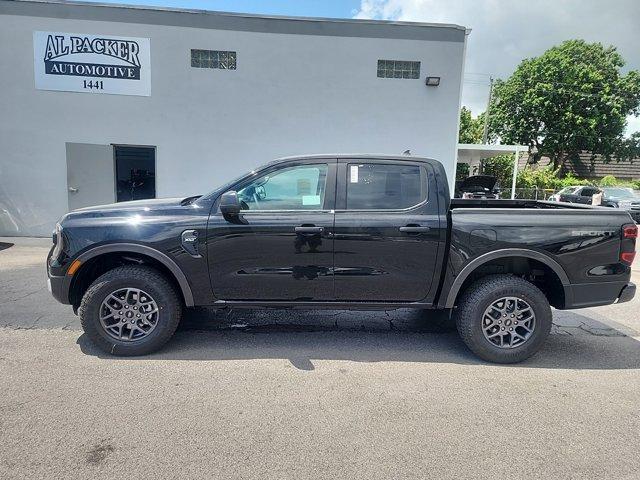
499,188,557,200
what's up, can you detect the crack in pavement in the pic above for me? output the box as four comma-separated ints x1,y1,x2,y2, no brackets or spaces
29,314,44,329
578,322,627,337
0,289,41,305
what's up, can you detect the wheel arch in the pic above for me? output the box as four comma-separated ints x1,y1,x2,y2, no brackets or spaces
67,243,195,307
444,249,570,309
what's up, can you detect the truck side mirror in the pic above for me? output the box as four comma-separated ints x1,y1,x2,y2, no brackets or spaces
219,190,242,222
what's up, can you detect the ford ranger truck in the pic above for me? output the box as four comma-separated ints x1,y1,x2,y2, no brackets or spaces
47,155,637,363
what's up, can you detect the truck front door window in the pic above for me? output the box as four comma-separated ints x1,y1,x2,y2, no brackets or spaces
237,164,328,211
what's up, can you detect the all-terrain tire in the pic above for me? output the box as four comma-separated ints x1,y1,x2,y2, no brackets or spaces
79,265,182,356
455,274,552,363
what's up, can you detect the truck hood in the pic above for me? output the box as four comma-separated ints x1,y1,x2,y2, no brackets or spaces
55,195,209,256
60,197,204,225
72,197,197,213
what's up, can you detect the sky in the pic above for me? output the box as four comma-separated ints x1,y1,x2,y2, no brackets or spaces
82,0,640,135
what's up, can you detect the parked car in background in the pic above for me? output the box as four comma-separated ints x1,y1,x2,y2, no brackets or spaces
454,175,501,199
555,185,640,222
548,186,580,202
556,185,601,205
601,187,640,223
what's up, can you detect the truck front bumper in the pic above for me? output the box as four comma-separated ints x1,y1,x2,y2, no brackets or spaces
47,272,70,304
47,247,71,305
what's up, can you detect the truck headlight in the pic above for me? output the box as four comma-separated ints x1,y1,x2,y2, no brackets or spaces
51,223,64,259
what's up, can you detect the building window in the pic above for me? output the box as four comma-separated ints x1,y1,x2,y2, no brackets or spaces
377,59,420,79
191,49,237,70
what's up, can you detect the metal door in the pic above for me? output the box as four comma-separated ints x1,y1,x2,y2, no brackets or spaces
66,143,115,211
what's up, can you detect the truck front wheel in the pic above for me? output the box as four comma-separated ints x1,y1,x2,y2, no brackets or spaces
455,274,552,363
79,265,182,356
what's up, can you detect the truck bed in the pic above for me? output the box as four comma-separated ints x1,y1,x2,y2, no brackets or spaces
444,197,634,311
450,198,600,210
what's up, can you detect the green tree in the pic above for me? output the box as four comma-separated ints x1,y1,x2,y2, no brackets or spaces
482,155,514,188
616,132,640,161
455,162,470,181
489,40,640,171
515,167,590,190
598,175,619,187
458,106,485,144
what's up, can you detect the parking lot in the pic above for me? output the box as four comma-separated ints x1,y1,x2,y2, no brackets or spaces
1,237,639,479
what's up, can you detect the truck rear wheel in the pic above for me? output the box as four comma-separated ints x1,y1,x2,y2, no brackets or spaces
79,265,182,356
455,274,552,363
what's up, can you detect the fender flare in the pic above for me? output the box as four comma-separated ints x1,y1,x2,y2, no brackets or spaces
68,243,195,307
444,248,570,308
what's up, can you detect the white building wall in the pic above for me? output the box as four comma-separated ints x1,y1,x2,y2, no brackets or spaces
0,1,467,236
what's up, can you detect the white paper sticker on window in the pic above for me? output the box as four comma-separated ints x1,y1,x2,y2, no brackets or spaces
350,165,359,183
302,195,321,206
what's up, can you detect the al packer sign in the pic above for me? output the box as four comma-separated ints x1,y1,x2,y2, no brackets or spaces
33,31,151,96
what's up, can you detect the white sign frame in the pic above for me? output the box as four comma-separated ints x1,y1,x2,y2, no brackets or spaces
33,31,151,96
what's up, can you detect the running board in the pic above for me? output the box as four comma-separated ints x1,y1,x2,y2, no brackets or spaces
210,300,435,310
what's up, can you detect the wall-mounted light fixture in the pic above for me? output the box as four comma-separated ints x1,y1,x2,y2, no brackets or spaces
425,76,441,86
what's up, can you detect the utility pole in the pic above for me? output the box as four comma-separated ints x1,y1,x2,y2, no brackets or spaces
482,76,494,144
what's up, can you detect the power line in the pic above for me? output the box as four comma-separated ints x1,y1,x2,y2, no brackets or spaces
534,83,638,101
464,72,493,77
465,76,638,98
504,79,639,97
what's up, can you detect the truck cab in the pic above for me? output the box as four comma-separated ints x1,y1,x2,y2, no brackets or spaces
205,155,445,306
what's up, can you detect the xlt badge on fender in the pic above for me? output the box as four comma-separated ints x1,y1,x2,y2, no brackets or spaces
181,229,200,257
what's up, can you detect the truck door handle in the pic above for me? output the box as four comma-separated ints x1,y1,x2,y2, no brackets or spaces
399,225,430,233
295,226,324,234
68,187,79,193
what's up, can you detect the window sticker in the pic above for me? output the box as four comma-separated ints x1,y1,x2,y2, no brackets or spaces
350,165,359,183
302,195,321,206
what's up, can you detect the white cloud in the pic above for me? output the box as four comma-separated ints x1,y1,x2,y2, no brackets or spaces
627,115,640,136
355,0,640,127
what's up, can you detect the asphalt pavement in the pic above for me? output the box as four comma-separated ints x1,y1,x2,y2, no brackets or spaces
1,237,639,479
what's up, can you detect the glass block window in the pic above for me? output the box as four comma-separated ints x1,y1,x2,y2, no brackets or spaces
191,49,237,70
377,59,420,79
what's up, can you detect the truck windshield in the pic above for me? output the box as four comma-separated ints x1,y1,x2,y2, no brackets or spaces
199,170,259,202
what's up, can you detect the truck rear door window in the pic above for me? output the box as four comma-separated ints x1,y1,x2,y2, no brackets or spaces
346,163,425,210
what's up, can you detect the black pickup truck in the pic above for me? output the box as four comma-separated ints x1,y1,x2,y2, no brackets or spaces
47,155,637,363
